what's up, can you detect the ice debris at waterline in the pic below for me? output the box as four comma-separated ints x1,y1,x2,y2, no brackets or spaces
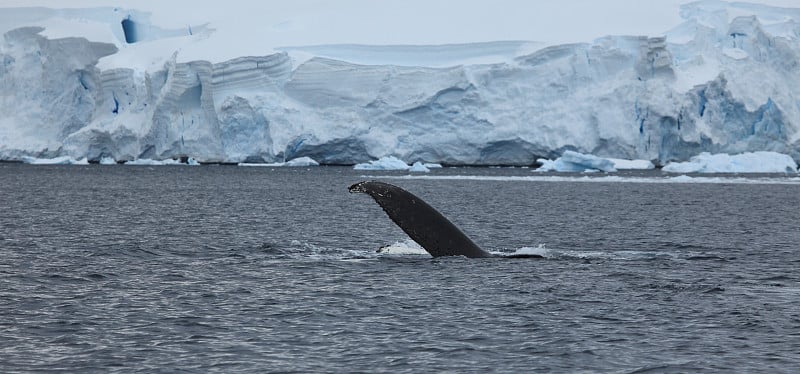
607,159,656,170
238,157,319,167
662,152,798,174
353,156,441,172
99,156,117,165
2,2,800,165
124,158,199,166
536,151,618,173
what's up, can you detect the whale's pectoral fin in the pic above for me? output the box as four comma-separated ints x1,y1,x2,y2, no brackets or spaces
349,181,492,258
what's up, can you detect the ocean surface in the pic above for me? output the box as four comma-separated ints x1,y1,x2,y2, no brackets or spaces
2,163,799,372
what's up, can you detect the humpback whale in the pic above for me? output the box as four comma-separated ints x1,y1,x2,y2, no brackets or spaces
349,181,494,258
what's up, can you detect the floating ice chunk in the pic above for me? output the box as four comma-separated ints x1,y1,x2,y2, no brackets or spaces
536,151,617,172
424,163,443,169
663,152,798,173
408,161,430,173
608,158,655,170
238,163,275,167
99,156,117,165
284,157,319,167
536,159,557,171
124,158,199,165
21,156,88,165
239,156,319,167
353,156,410,170
124,158,183,166
670,175,695,182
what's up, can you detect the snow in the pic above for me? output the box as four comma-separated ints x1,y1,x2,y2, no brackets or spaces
537,151,617,173
722,47,749,59
2,1,800,166
662,151,798,173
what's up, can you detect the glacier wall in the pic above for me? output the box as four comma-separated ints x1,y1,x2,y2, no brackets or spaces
2,1,800,165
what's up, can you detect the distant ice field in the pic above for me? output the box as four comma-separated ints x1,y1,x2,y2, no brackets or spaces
376,173,800,185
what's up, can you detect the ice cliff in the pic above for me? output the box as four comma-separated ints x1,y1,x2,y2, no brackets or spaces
2,1,800,165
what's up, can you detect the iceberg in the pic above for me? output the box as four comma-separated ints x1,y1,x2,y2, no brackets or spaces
408,161,431,173
537,151,617,172
283,156,319,167
239,156,319,167
352,157,439,171
1,2,800,166
124,158,183,166
662,152,798,173
353,156,411,171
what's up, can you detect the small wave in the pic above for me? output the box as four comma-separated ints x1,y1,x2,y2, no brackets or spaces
84,273,107,280
376,239,427,255
757,275,795,282
686,255,728,261
258,240,731,263
507,244,550,257
267,240,379,261
533,249,676,261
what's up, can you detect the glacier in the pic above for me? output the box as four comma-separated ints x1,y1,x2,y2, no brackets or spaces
2,1,800,166
662,151,798,173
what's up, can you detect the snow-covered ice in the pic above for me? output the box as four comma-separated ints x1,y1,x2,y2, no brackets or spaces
2,1,800,166
21,156,88,165
608,159,656,170
662,151,798,173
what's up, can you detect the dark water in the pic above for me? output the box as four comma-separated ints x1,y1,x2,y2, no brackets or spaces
2,164,799,372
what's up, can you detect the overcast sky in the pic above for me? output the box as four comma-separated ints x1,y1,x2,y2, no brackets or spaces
3,0,799,62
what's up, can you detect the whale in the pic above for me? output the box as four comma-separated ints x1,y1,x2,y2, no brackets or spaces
349,180,496,258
